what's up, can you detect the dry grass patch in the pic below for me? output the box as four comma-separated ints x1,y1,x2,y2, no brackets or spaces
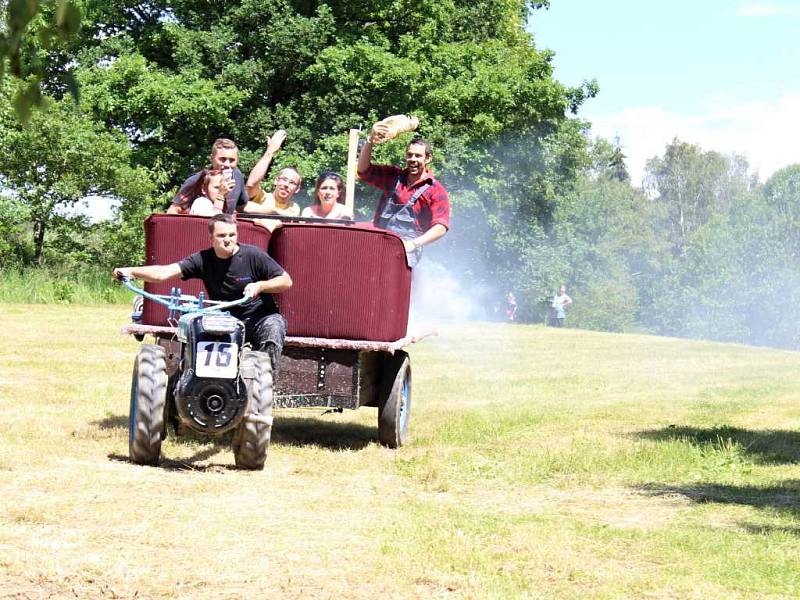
4,306,800,597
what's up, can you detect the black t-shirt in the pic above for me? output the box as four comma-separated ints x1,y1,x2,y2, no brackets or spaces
178,243,285,323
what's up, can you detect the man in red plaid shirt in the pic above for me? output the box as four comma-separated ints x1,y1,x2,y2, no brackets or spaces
358,125,450,267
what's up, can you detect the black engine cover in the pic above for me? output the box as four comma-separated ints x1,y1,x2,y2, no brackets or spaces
175,370,247,434
174,313,249,435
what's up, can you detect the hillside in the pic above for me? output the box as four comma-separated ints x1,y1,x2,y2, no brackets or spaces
2,304,800,598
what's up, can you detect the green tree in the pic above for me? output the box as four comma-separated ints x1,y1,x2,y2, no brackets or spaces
645,190,800,348
0,0,82,121
547,176,660,331
72,0,593,299
588,136,629,183
5,0,593,306
644,139,750,254
0,92,155,265
763,164,800,255
607,137,629,182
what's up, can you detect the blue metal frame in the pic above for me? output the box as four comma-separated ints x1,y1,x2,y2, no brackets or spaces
120,276,249,321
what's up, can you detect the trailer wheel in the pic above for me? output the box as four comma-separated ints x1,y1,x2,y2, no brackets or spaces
378,351,411,448
233,349,273,470
129,344,168,466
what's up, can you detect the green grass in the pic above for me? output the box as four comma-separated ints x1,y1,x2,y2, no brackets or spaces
2,308,800,598
0,267,129,304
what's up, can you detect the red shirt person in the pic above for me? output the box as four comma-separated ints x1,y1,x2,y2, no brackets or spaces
358,127,450,266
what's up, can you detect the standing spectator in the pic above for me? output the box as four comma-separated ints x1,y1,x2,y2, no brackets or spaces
551,285,572,327
505,292,518,322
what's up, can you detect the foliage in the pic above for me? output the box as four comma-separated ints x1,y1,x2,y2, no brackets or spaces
646,188,800,348
4,0,594,291
0,0,83,121
763,163,800,255
0,265,128,303
644,138,751,254
547,176,660,331
0,81,157,266
65,0,594,213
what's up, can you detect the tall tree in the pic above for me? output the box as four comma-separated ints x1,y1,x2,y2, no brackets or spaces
763,164,800,255
0,91,154,265
71,0,593,299
0,0,82,121
644,139,750,254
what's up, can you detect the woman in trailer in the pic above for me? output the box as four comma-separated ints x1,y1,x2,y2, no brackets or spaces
301,172,353,220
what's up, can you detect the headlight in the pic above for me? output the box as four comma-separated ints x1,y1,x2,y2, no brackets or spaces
201,314,240,334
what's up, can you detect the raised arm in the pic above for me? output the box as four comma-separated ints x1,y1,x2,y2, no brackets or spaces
357,120,392,176
113,263,183,283
246,129,287,198
357,136,374,176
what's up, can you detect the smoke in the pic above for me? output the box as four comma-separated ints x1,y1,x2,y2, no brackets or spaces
408,259,475,333
406,211,513,334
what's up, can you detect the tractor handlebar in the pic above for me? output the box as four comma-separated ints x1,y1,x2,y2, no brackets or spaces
118,276,249,315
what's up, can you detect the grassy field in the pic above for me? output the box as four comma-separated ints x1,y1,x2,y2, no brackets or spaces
2,304,800,598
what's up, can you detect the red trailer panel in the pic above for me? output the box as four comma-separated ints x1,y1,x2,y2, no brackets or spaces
140,215,411,341
141,214,271,326
270,223,411,341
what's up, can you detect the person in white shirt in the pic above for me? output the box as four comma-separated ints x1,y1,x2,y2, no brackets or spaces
551,285,572,327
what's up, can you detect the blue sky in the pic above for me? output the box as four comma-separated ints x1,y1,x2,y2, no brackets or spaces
528,1,800,185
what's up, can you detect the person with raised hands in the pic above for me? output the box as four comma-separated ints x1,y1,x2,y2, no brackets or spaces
357,116,450,267
242,130,302,217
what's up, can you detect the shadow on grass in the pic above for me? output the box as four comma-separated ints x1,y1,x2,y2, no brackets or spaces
108,437,232,472
271,413,376,451
95,414,128,430
740,523,800,536
639,481,800,519
104,410,376,471
637,425,800,465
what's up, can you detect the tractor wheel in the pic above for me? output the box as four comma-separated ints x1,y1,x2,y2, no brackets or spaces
129,344,168,466
233,349,273,470
378,351,412,448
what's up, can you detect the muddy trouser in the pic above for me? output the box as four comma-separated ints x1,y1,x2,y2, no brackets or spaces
245,313,287,377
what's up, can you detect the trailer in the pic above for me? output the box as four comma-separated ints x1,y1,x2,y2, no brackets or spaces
121,213,429,466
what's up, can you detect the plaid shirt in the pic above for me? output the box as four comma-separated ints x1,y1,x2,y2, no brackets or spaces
359,165,450,233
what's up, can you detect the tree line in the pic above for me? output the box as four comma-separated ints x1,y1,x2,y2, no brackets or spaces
1,0,799,348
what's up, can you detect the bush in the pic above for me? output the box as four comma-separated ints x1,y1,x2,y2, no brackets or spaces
0,266,129,304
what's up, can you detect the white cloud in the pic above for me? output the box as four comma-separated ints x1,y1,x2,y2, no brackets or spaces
736,2,800,17
587,92,800,186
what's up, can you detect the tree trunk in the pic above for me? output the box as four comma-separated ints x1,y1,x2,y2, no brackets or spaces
33,218,46,267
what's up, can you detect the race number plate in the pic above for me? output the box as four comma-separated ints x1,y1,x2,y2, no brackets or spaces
195,342,238,379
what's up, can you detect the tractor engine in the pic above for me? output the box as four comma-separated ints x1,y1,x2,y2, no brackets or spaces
174,313,249,435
